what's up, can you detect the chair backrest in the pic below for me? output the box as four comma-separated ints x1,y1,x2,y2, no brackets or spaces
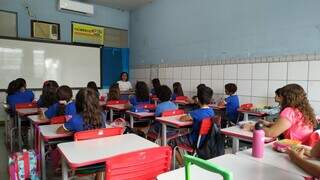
176,96,188,101
196,118,213,148
184,154,233,180
240,103,253,110
106,100,129,105
15,102,37,109
99,96,106,101
74,127,123,141
307,130,320,147
139,103,156,110
105,146,172,180
50,115,67,124
162,109,185,117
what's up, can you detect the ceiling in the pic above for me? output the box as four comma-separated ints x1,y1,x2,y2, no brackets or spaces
83,0,153,11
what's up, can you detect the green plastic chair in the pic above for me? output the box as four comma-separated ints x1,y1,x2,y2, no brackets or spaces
184,154,233,180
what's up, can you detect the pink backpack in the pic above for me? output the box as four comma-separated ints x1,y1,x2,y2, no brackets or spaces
8,149,39,180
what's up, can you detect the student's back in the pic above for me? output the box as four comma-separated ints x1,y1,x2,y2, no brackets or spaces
155,85,177,116
224,83,239,123
37,80,59,108
7,78,34,111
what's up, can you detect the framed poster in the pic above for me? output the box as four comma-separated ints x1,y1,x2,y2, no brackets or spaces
72,22,104,45
0,10,17,37
31,20,60,40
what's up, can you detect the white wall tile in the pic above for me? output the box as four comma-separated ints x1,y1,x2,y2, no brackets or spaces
251,97,268,107
237,64,252,80
182,66,191,80
165,67,173,79
310,101,320,115
288,61,308,80
269,62,287,80
180,80,191,92
212,65,224,79
267,98,278,106
150,67,158,79
173,67,182,80
224,64,237,79
237,80,251,96
252,63,268,80
201,80,211,88
136,69,146,79
308,81,320,101
212,80,224,94
159,68,166,79
201,65,211,80
268,80,287,97
238,96,251,105
190,66,201,80
252,80,268,97
145,68,151,80
224,80,237,87
287,81,308,93
190,80,201,92
309,61,320,80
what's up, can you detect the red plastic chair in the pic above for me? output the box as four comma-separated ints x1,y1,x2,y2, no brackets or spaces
162,109,185,117
74,127,123,141
173,117,216,168
175,96,188,101
307,130,320,147
15,102,38,109
139,103,156,110
106,100,129,105
240,103,253,110
105,146,172,180
50,115,67,124
99,96,106,101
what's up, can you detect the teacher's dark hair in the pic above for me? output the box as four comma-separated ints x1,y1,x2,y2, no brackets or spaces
120,72,129,82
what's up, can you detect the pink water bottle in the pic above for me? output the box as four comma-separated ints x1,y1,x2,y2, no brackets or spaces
252,122,265,158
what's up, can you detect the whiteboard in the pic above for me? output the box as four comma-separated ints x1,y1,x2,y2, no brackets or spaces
0,38,101,89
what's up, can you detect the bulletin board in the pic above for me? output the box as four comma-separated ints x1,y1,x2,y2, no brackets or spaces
0,10,17,37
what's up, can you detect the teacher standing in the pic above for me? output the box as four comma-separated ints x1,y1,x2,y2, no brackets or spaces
117,72,132,92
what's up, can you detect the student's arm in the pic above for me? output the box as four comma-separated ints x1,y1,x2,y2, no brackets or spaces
56,125,69,134
287,148,320,177
180,114,193,121
263,117,291,138
311,141,320,158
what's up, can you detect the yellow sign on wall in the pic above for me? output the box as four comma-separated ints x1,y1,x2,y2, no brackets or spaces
72,23,104,45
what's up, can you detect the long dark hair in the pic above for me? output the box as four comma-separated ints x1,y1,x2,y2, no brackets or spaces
152,78,161,96
280,84,317,127
107,83,120,101
15,78,27,90
76,88,102,130
56,85,73,116
135,81,150,102
87,81,99,96
120,72,129,81
173,82,184,96
6,80,17,95
40,80,59,107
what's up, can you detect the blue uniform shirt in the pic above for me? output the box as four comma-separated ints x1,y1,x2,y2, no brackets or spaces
129,96,150,107
63,113,106,132
155,101,177,117
7,90,35,111
45,102,77,119
189,107,215,145
226,95,240,121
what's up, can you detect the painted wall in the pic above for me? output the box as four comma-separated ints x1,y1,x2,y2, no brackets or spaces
0,0,129,42
130,0,320,66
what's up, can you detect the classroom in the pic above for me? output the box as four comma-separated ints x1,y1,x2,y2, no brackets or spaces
0,0,320,179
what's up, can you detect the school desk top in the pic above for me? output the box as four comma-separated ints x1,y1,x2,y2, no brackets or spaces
157,154,302,180
28,114,50,124
237,143,320,178
39,124,73,141
221,125,274,142
99,101,106,107
126,111,155,119
58,134,159,169
155,114,192,128
237,108,268,116
16,108,47,116
209,104,226,110
173,99,190,105
106,104,130,111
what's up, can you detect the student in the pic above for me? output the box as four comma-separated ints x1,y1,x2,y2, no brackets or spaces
107,83,120,101
44,85,76,119
57,88,106,133
87,81,99,97
37,80,59,108
286,141,320,177
243,84,317,144
220,83,239,124
172,82,184,101
148,85,178,136
117,72,132,92
129,81,150,107
7,78,35,111
151,78,161,96
175,86,214,165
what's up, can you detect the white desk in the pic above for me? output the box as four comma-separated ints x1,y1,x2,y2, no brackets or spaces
39,124,73,180
27,115,50,149
237,143,320,178
155,114,192,146
221,125,274,153
238,108,267,121
58,134,159,180
126,111,155,128
157,154,303,180
106,104,130,122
